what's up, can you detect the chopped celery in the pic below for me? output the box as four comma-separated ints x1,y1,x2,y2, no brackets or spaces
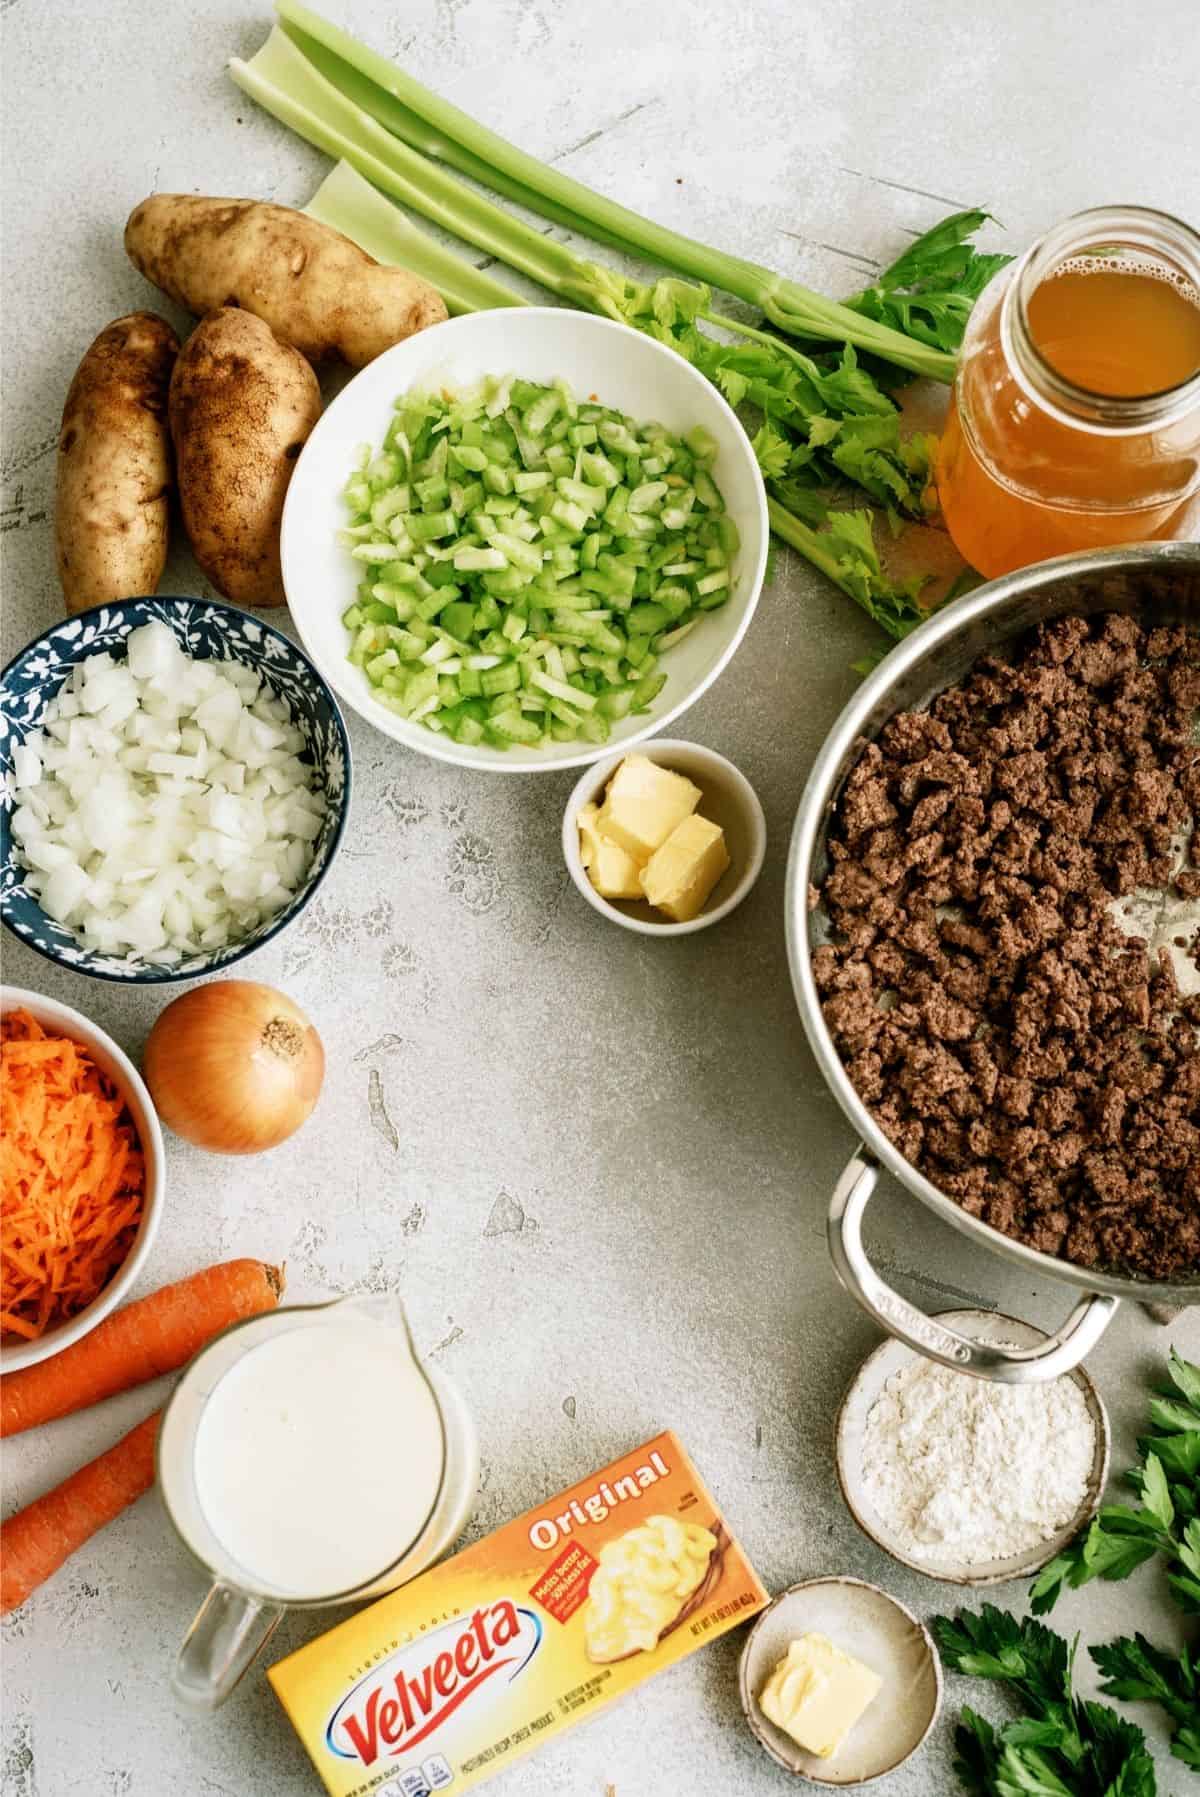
337,372,737,748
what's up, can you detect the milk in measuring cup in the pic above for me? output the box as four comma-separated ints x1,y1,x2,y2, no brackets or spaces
193,1317,446,1598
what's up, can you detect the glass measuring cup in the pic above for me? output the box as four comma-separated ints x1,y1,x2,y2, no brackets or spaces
158,1291,478,1709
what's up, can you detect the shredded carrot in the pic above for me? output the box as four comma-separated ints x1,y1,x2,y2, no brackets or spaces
1,1009,146,1344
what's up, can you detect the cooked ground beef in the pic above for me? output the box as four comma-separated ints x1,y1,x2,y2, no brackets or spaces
813,612,1200,1281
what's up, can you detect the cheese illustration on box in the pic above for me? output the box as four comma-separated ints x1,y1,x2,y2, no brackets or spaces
268,1430,767,1795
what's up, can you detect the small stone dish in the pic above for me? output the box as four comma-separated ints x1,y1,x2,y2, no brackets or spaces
561,738,766,936
739,1577,942,1785
835,1308,1111,1586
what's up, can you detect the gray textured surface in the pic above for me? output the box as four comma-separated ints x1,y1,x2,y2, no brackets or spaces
2,4,1198,1794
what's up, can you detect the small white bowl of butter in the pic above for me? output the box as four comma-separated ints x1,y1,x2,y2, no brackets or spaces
562,740,766,934
739,1578,942,1785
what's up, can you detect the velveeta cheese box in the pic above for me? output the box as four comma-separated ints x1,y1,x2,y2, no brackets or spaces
269,1430,767,1795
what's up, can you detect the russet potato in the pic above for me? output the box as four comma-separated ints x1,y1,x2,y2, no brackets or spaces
55,312,179,614
169,307,321,608
125,194,447,369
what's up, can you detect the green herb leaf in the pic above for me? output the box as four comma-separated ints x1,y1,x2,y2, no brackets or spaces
765,495,930,640
1029,1553,1076,1617
1142,1428,1200,1485
1092,1633,1197,1725
844,209,1013,355
954,1709,1001,1794
993,1741,1075,1796
1082,1525,1161,1583
617,280,937,518
826,415,937,513
937,1607,1161,1797
1077,1700,1159,1797
1026,1353,1200,1779
1002,1719,1076,1751
1139,1454,1175,1533
714,363,748,408
1147,1395,1200,1436
1165,1350,1200,1413
932,1607,1074,1718
1173,1721,1200,1771
872,209,999,287
749,422,794,481
1179,1518,1200,1579
1031,1513,1162,1616
1167,1568,1200,1613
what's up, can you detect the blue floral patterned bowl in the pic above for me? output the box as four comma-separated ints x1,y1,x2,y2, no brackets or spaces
0,597,351,983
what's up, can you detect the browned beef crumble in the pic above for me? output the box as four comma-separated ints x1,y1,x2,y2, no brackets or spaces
814,612,1200,1281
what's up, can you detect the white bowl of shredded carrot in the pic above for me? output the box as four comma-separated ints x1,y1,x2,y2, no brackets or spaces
0,987,164,1372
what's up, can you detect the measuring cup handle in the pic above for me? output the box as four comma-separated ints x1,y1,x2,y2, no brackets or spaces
173,1581,285,1709
828,1148,1120,1383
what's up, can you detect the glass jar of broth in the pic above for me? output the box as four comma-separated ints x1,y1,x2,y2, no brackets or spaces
937,206,1200,577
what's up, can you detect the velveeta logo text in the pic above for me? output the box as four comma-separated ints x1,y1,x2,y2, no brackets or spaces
324,1603,542,1767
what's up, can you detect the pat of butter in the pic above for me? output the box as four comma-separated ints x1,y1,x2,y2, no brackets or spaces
578,803,644,900
639,813,730,922
758,1633,882,1760
597,755,701,862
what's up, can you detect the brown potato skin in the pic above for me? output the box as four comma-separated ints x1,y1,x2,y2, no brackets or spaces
170,308,321,608
125,195,448,369
55,312,179,615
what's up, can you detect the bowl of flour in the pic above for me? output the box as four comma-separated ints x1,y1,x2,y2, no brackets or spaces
836,1308,1110,1584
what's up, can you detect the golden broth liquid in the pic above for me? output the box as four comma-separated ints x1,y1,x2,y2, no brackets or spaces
938,262,1200,577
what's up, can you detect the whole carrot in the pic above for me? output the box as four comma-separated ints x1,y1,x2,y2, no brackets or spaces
1,1411,160,1613
1,1259,283,1437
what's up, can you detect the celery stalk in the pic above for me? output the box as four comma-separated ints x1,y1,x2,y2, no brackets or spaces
281,16,636,257
303,160,526,315
271,0,956,381
293,172,934,641
766,499,929,639
234,43,931,517
230,30,618,313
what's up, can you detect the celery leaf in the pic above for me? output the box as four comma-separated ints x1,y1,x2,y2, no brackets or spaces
846,208,1013,354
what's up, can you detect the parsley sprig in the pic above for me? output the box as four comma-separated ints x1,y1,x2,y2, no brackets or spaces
1029,1350,1200,1776
1092,1636,1199,1773
936,1354,1200,1793
1032,1352,1200,1617
933,1607,1160,1796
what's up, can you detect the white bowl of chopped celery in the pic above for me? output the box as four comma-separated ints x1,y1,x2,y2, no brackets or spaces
281,308,769,770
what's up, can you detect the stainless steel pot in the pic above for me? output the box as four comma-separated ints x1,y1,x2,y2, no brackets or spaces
786,542,1200,1383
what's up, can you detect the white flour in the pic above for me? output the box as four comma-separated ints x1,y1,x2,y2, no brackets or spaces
859,1353,1097,1568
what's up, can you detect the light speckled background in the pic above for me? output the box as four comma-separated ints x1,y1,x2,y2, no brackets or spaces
2,3,1198,1794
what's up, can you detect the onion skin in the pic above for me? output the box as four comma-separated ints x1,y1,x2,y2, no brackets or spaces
143,980,324,1155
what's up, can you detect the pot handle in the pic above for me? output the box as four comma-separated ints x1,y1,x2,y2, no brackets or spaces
828,1149,1119,1383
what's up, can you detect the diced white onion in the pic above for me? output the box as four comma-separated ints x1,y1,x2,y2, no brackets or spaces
9,621,326,965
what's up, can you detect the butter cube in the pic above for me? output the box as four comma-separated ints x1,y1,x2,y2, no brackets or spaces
597,755,701,863
577,803,644,900
758,1633,882,1761
639,813,730,922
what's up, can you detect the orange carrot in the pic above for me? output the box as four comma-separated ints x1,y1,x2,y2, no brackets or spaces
1,1258,284,1437
1,1008,146,1341
1,1411,160,1614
